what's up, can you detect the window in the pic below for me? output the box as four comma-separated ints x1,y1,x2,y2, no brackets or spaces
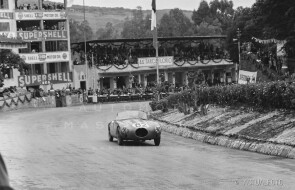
31,64,43,75
47,62,69,73
19,42,42,53
0,22,9,31
60,62,69,72
47,63,57,74
17,20,41,31
0,0,8,9
45,41,68,52
44,20,66,30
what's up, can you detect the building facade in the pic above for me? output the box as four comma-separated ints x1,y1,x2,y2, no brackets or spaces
1,0,72,91
72,37,237,91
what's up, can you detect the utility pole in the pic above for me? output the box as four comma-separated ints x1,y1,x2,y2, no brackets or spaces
83,0,88,90
237,28,242,83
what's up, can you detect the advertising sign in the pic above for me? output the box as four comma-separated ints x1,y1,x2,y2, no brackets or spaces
138,56,174,67
18,72,73,87
16,11,67,20
0,32,17,38
0,12,13,19
19,52,70,64
17,30,67,40
238,70,257,84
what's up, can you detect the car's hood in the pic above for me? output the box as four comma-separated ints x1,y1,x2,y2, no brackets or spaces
116,119,158,129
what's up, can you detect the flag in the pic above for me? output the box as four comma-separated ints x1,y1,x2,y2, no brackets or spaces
151,0,157,49
67,0,74,7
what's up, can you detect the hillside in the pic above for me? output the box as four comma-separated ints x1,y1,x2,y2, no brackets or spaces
68,5,193,38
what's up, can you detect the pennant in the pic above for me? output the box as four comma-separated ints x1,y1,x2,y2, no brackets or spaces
151,0,157,49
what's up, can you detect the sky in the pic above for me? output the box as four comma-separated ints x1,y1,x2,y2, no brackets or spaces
53,0,256,10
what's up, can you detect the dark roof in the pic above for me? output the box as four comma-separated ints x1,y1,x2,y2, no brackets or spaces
73,35,227,45
0,35,26,44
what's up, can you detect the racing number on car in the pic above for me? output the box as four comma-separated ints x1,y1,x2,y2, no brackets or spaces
133,122,148,128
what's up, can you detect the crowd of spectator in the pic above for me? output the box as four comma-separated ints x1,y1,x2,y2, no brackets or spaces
17,3,65,11
73,42,230,66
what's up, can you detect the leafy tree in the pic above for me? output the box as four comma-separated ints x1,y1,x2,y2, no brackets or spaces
158,8,193,37
121,6,151,38
69,19,93,43
0,50,28,87
192,0,211,25
96,22,118,40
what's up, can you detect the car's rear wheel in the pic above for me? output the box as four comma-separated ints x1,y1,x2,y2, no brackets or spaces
154,136,161,146
117,128,123,146
108,129,113,142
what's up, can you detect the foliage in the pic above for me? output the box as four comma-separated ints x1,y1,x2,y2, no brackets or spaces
149,99,168,112
69,19,94,43
158,8,193,37
121,6,152,38
150,81,295,112
0,50,28,87
96,22,118,40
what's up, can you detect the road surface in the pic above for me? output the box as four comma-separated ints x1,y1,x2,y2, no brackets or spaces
0,102,294,190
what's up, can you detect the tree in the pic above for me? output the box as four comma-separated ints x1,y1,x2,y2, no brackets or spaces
96,22,118,40
158,8,193,37
121,6,151,38
192,0,211,25
69,19,94,43
0,50,28,87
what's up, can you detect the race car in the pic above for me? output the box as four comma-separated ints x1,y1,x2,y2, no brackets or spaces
108,110,161,146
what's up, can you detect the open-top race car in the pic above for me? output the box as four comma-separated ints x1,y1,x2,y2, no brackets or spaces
108,110,162,146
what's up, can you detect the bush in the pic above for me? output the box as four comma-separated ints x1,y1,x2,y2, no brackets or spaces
149,99,168,112
152,81,295,111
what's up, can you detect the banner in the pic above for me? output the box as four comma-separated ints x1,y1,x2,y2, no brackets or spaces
16,11,67,20
17,30,67,40
238,70,257,84
18,72,73,87
0,32,17,38
0,12,13,19
20,52,70,64
252,37,286,45
138,56,173,67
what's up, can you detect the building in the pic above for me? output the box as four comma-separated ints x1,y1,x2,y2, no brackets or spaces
72,36,237,91
0,0,72,90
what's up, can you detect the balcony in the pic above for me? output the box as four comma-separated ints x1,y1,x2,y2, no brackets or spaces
15,0,65,12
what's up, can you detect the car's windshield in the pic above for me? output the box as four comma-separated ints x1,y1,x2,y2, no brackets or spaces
116,111,148,120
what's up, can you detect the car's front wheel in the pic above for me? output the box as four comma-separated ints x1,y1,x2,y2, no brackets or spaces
108,129,113,142
117,128,123,146
154,136,161,146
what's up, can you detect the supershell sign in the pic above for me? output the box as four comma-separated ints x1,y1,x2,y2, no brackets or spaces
0,12,13,19
16,11,67,20
18,72,73,87
17,30,67,40
19,52,70,64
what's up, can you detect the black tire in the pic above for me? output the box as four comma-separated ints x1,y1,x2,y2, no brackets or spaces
108,129,113,142
117,128,123,146
154,136,161,146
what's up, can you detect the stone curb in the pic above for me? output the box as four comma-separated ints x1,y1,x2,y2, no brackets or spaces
154,118,295,159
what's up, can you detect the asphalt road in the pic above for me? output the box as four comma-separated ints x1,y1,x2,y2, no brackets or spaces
0,102,294,190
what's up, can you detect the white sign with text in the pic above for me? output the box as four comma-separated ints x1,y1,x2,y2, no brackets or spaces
19,52,70,64
138,56,174,67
